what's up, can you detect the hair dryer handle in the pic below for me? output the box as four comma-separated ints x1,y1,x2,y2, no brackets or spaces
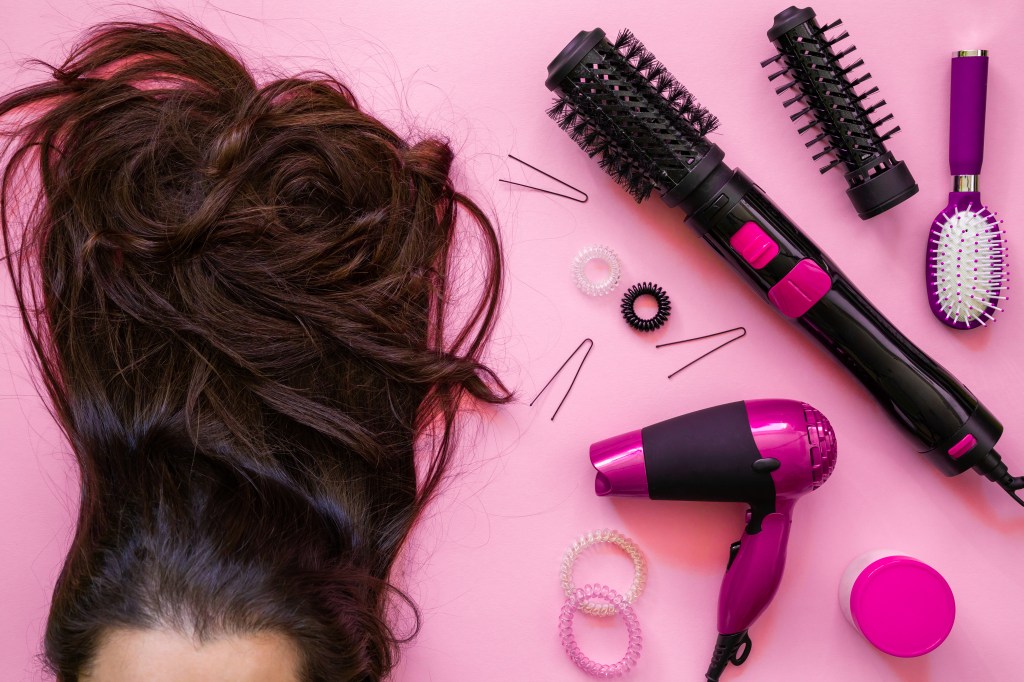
717,510,791,636
706,510,792,681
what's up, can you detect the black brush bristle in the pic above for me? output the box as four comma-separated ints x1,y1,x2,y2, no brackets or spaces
765,17,896,176
764,7,917,219
546,29,718,203
613,30,720,137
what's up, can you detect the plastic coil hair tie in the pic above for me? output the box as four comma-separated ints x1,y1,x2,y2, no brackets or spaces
573,244,622,296
620,282,671,332
560,584,643,678
560,529,647,616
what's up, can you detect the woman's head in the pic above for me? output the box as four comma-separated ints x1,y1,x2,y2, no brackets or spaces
0,17,507,680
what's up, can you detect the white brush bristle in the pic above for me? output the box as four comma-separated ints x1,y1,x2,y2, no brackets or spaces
929,205,1008,327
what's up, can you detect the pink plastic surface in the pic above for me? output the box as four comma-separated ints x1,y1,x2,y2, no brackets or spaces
3,2,1024,681
948,433,978,459
767,259,833,318
730,221,780,269
849,556,956,657
717,512,792,635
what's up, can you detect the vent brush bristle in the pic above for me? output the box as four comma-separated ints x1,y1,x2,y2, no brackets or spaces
763,6,918,219
545,28,720,204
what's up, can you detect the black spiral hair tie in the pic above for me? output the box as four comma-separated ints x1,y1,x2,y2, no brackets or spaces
620,282,671,332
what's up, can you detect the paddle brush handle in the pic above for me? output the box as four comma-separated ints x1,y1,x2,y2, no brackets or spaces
950,51,989,179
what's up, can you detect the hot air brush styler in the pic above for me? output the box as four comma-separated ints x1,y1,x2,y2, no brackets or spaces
763,6,918,219
928,50,1008,329
544,29,1024,509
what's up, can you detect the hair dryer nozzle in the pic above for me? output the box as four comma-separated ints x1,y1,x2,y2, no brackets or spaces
590,430,648,497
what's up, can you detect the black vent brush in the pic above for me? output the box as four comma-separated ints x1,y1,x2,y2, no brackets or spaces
762,6,918,219
545,27,1023,525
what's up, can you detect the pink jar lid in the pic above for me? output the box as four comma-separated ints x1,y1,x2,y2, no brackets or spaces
850,556,955,657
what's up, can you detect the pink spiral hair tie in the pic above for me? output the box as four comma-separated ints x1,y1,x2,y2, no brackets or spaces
559,584,643,677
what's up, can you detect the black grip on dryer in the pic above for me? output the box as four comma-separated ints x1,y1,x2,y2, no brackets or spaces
641,401,774,506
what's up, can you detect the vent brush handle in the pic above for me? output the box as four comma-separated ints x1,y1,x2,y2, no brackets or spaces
950,51,988,180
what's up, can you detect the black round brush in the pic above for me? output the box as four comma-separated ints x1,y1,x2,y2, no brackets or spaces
762,6,918,219
546,29,723,207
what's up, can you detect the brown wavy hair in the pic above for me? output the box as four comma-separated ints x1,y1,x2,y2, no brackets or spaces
0,17,508,681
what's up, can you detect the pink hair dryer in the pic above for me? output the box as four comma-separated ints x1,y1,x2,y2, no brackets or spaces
590,399,837,681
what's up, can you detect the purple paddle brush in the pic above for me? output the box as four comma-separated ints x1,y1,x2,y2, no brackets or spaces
928,50,1008,329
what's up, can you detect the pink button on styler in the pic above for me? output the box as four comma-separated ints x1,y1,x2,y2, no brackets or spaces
948,434,977,459
729,221,779,269
839,552,955,658
768,259,832,317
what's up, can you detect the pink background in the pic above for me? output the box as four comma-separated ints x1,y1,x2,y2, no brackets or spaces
3,0,1024,680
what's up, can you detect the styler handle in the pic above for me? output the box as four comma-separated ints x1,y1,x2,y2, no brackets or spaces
950,51,988,177
718,511,790,635
688,169,1002,476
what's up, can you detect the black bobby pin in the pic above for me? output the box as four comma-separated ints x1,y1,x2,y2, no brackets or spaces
656,327,747,379
530,338,594,420
499,154,588,203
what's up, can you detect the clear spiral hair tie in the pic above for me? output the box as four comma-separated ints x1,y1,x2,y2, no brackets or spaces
572,244,621,296
560,584,643,678
560,529,647,617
